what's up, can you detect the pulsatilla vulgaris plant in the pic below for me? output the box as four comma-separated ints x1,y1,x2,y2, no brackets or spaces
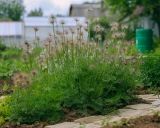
9,18,138,124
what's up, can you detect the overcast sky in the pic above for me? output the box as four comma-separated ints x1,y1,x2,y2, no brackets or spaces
24,0,98,16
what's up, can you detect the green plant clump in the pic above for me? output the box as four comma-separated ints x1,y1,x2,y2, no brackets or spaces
0,96,11,125
0,60,17,80
0,41,7,51
141,54,160,88
9,42,136,124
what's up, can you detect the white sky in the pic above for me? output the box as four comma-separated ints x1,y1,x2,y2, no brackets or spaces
24,0,98,16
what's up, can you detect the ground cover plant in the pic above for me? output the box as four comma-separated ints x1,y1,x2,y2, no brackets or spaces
0,18,140,125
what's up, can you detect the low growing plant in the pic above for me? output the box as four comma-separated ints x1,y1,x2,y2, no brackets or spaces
0,48,22,60
0,96,11,125
0,60,17,80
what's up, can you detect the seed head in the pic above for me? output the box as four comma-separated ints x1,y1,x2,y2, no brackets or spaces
33,27,39,32
84,27,88,32
75,18,79,22
60,20,65,25
24,40,29,47
49,15,56,24
77,23,83,28
80,32,83,36
85,20,89,25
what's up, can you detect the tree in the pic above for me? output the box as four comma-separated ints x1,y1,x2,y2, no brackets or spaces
28,8,43,17
104,0,160,36
8,0,25,21
0,0,24,21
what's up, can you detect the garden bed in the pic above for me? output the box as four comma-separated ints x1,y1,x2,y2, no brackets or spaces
0,18,159,127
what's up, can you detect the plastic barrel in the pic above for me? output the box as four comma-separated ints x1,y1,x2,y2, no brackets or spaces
136,29,153,53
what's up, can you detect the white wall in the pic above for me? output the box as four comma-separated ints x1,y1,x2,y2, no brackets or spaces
0,22,24,47
24,26,88,42
0,22,23,36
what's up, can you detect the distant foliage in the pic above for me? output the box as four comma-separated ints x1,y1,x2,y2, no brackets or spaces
104,0,160,36
28,8,43,17
0,0,24,21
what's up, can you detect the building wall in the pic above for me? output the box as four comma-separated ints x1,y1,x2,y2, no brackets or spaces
24,26,88,42
0,17,88,47
69,4,102,18
0,22,24,47
71,8,102,18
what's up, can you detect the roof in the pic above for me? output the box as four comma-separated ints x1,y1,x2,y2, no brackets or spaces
24,17,87,27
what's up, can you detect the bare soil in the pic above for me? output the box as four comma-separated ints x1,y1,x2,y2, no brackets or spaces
1,123,46,128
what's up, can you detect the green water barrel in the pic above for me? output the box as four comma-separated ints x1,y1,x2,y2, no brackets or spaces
136,29,153,53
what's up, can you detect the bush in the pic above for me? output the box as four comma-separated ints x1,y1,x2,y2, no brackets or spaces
0,0,24,21
141,55,160,88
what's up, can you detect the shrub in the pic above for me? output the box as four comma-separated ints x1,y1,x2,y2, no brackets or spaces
0,0,24,21
140,39,160,88
140,55,160,88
